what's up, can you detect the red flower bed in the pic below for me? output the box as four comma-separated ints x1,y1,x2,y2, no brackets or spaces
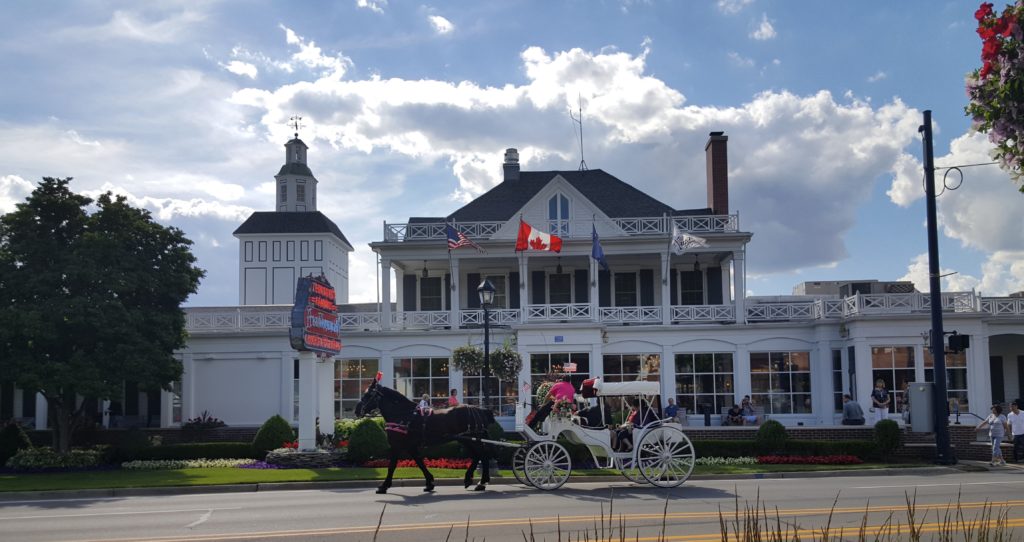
756,455,863,465
282,441,298,450
362,458,473,469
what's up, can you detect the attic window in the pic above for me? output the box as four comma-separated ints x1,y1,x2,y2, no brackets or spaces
548,194,569,236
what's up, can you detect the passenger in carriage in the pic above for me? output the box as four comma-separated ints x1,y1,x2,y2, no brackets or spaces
614,398,660,452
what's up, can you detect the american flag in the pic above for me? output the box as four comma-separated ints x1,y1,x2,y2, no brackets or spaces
446,224,485,252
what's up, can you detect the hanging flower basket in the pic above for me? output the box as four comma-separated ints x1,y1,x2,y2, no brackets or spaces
966,2,1024,189
451,344,485,374
489,344,523,382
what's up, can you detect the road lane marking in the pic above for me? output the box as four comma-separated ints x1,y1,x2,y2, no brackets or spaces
0,507,241,521
186,510,213,529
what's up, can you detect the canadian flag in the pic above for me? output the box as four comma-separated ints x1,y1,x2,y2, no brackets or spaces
515,220,563,252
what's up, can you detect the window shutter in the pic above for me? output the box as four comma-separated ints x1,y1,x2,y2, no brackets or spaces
466,273,480,308
598,270,611,307
573,269,589,303
707,266,723,304
531,271,546,304
444,273,451,310
403,274,417,311
509,272,520,309
640,269,655,306
670,269,678,306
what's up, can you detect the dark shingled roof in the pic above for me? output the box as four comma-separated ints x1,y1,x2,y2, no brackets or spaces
277,163,316,177
436,169,704,223
234,211,351,248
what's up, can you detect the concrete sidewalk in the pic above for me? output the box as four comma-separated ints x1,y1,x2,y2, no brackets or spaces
0,465,960,502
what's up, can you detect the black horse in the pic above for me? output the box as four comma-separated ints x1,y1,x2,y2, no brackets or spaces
354,380,496,494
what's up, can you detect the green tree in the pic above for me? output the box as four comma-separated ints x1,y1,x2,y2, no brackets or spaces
0,178,204,453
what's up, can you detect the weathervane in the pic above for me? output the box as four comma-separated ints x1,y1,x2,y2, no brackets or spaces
569,94,587,171
289,115,304,139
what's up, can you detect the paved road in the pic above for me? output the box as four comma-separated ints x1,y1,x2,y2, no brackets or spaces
4,469,1024,541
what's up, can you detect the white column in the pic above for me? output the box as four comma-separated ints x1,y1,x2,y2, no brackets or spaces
519,255,529,324
381,258,392,330
317,357,335,438
660,252,671,325
814,334,833,425
734,345,751,402
34,393,48,430
733,251,746,324
183,352,196,421
854,338,873,409
970,324,992,419
280,352,294,421
449,258,460,328
101,400,111,428
380,353,395,388
297,351,317,450
660,345,673,403
720,255,732,303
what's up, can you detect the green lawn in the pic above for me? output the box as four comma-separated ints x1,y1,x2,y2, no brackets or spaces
0,463,928,493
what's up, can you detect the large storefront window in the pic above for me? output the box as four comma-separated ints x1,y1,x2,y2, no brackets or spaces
603,354,660,382
751,351,812,414
462,370,518,416
871,346,915,410
394,357,450,405
675,353,734,414
924,350,969,414
530,353,591,398
336,359,380,419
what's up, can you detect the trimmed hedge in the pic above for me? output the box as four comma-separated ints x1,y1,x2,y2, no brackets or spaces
755,420,788,454
0,421,33,466
694,439,877,460
347,418,389,464
874,419,901,458
135,442,257,460
253,415,296,458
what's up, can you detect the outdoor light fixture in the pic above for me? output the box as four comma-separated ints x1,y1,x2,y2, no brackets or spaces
694,259,701,272
477,278,497,409
477,278,496,306
556,257,563,275
421,260,429,279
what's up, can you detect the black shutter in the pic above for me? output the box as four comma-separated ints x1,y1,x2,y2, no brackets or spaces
509,272,520,309
640,269,655,306
22,388,35,417
444,273,451,311
403,274,418,311
466,273,480,308
707,266,723,304
598,270,611,307
0,381,13,420
147,390,161,426
531,271,546,304
670,269,678,306
574,269,589,303
125,381,139,416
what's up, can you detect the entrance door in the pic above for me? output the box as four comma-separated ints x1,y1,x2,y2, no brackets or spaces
991,356,1005,404
1016,356,1024,405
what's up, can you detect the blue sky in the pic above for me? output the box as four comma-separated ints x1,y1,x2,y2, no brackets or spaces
1,0,1021,305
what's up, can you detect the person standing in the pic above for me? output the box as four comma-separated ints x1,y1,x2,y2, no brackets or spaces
841,394,866,425
871,379,891,424
447,388,460,407
978,404,1009,466
664,398,680,423
1007,401,1024,463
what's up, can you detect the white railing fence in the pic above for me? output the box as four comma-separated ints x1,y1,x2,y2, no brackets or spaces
526,303,592,321
747,303,816,321
670,305,735,323
460,309,521,326
599,306,662,324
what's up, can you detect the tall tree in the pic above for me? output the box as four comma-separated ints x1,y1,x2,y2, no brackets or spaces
0,178,204,452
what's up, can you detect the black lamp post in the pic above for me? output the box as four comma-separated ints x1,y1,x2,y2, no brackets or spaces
477,279,496,412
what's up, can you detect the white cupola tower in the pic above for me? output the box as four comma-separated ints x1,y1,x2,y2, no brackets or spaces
275,136,318,212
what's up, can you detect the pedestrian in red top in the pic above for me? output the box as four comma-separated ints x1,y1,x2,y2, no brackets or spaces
448,388,460,407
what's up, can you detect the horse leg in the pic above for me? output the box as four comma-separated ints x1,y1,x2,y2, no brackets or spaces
376,450,398,494
473,441,489,491
462,442,478,489
410,447,434,492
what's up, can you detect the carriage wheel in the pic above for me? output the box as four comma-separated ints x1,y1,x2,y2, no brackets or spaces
635,426,695,488
614,457,650,485
523,441,572,490
511,446,533,487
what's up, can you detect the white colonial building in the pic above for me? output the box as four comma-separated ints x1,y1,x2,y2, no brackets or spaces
5,132,1024,433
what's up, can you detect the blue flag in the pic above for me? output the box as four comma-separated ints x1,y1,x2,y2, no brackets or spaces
591,225,609,271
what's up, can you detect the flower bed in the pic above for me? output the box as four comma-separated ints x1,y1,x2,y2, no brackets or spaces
362,458,473,469
121,459,257,470
695,456,757,466
756,455,863,465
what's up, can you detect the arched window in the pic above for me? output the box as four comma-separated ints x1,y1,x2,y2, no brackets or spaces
548,194,569,236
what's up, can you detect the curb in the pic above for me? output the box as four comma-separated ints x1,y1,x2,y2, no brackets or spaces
0,466,958,502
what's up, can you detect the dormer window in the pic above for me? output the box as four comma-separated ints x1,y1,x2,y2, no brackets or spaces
279,183,287,203
548,194,569,236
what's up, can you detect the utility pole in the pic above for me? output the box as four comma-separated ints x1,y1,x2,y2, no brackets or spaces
920,110,955,465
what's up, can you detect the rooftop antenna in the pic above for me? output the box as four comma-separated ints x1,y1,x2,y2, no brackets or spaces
569,94,588,171
289,115,303,139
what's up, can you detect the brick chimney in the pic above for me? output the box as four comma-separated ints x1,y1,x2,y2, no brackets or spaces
705,132,729,215
503,148,520,181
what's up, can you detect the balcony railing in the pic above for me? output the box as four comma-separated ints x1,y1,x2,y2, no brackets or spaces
747,303,816,321
526,303,592,321
460,309,521,326
186,306,290,332
840,292,980,316
382,214,739,242
392,311,451,329
670,305,735,323
980,297,1024,316
340,312,382,331
599,306,662,324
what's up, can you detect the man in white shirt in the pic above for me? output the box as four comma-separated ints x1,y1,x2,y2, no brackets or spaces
1007,401,1024,463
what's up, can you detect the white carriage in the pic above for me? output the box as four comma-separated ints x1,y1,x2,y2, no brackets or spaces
508,379,695,490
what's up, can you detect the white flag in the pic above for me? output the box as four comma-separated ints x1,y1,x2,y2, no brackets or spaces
670,224,708,255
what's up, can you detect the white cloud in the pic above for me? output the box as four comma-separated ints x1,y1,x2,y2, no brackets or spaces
718,0,754,15
356,0,387,13
86,183,254,222
868,71,887,83
0,175,35,214
898,253,980,293
429,15,455,35
55,9,205,43
223,60,258,79
750,14,776,40
280,25,351,81
727,51,755,67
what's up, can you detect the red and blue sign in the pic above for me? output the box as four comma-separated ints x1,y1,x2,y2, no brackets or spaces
290,275,342,355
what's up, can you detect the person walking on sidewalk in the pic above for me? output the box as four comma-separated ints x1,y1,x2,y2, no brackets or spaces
1008,401,1024,462
978,404,1009,467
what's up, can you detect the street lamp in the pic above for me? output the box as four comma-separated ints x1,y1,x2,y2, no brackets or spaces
477,279,496,412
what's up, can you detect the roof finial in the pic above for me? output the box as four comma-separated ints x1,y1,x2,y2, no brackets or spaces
289,115,303,139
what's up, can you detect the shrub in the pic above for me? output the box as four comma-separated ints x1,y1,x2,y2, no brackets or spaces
755,420,788,454
135,442,257,460
106,428,153,463
6,447,103,470
252,415,296,458
874,419,901,457
0,420,33,466
181,410,227,442
346,417,389,464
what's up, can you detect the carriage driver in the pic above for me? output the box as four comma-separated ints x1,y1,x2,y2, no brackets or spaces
528,375,575,432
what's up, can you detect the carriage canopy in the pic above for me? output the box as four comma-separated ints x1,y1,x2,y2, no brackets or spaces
581,378,660,398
